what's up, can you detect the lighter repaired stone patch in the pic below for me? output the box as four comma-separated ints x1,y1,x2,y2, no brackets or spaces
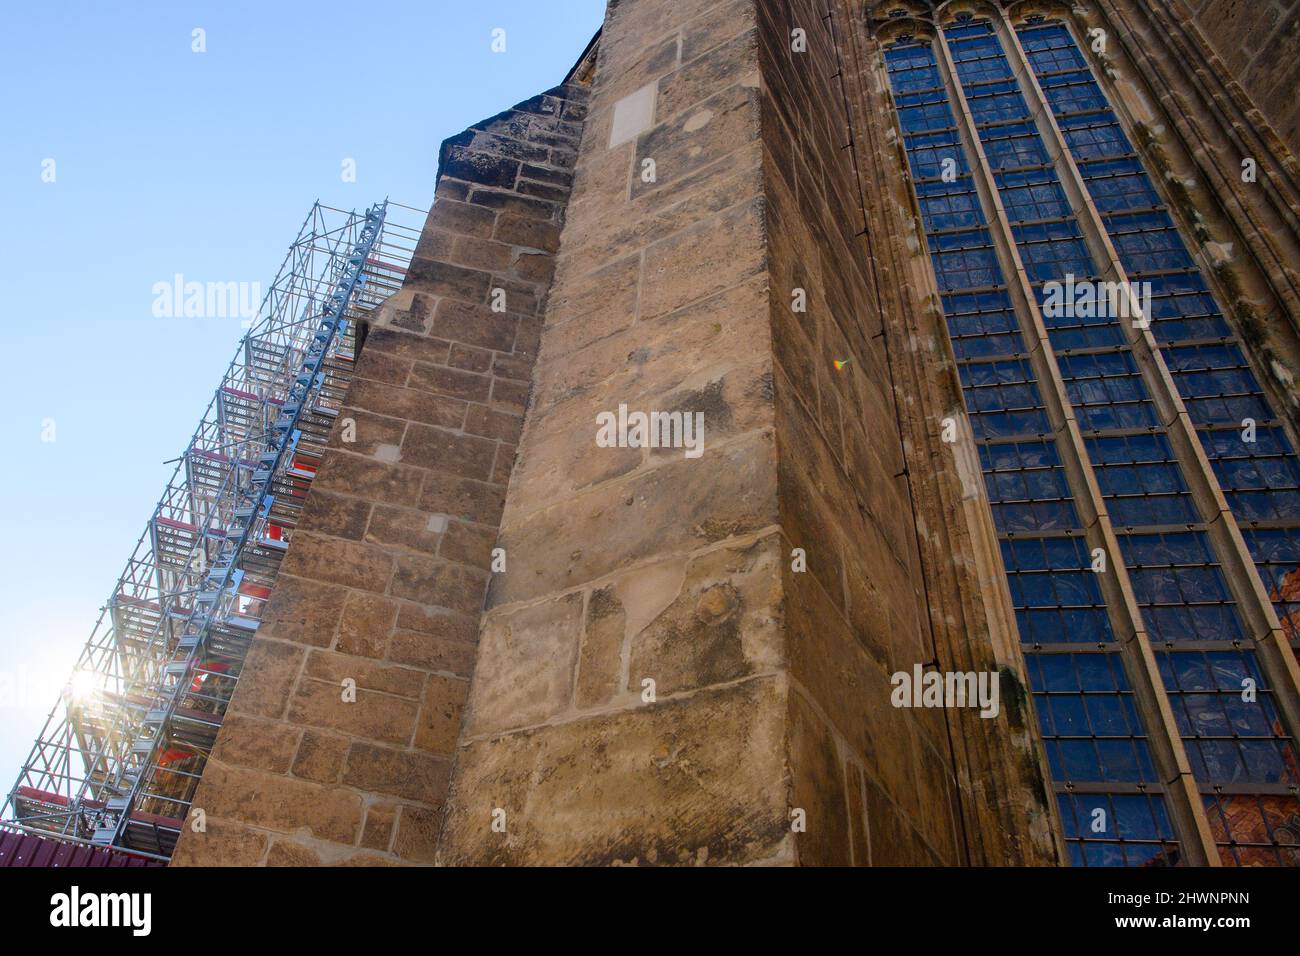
609,82,657,148
683,109,714,132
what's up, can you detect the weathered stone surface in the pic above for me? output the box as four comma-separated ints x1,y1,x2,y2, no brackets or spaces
450,234,513,272
354,348,413,387
431,300,520,351
495,214,562,253
332,851,401,867
845,761,869,866
304,649,426,699
787,688,851,866
449,343,494,374
540,256,640,359
210,713,300,775
393,806,443,864
576,585,625,709
361,802,398,852
401,423,497,481
388,630,477,677
463,592,584,736
342,743,451,802
311,451,425,508
1191,0,1300,156
439,520,496,570
189,760,364,845
863,774,930,867
335,591,398,660
912,730,962,865
784,553,918,816
265,841,322,867
434,0,792,870
408,362,492,403
468,187,558,221
490,443,516,485
299,490,371,542
395,603,479,642
638,197,766,320
389,555,488,614
170,818,267,867
489,377,529,415
415,674,471,754
422,198,496,239
440,146,520,190
658,28,759,121
363,326,452,365
417,471,505,526
680,0,756,61
514,342,773,514
626,535,783,696
279,532,395,594
288,678,420,746
227,639,305,720
328,408,408,457
534,275,770,420
489,431,779,607
405,257,494,302
755,0,975,868
292,730,350,784
462,405,522,447
560,140,763,282
366,503,444,555
632,85,763,204
345,379,468,430
439,678,790,865
256,575,348,648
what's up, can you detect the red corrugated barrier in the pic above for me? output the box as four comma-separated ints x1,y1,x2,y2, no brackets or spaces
0,829,163,868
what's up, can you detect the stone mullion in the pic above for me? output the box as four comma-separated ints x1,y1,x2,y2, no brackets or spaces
933,23,1217,865
998,11,1300,762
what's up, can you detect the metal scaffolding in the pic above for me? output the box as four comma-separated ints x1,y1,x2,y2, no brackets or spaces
2,200,421,861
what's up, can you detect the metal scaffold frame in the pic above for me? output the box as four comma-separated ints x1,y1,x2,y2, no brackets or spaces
2,200,422,861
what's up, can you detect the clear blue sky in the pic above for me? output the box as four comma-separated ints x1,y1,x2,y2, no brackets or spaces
0,0,605,791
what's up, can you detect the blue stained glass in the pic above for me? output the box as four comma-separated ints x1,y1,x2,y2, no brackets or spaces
1041,77,1107,113
883,25,1300,863
1060,117,1132,160
1020,20,1300,668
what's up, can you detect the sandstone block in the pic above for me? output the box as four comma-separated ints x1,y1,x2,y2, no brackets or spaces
464,591,584,736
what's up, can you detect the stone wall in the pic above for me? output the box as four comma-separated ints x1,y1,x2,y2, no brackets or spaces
436,0,790,867
171,81,587,866
1184,0,1300,159
435,0,1055,866
72,0,1300,869
170,0,1089,868
759,0,963,866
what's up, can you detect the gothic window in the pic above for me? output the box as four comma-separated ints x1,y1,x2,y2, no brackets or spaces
883,12,1300,867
